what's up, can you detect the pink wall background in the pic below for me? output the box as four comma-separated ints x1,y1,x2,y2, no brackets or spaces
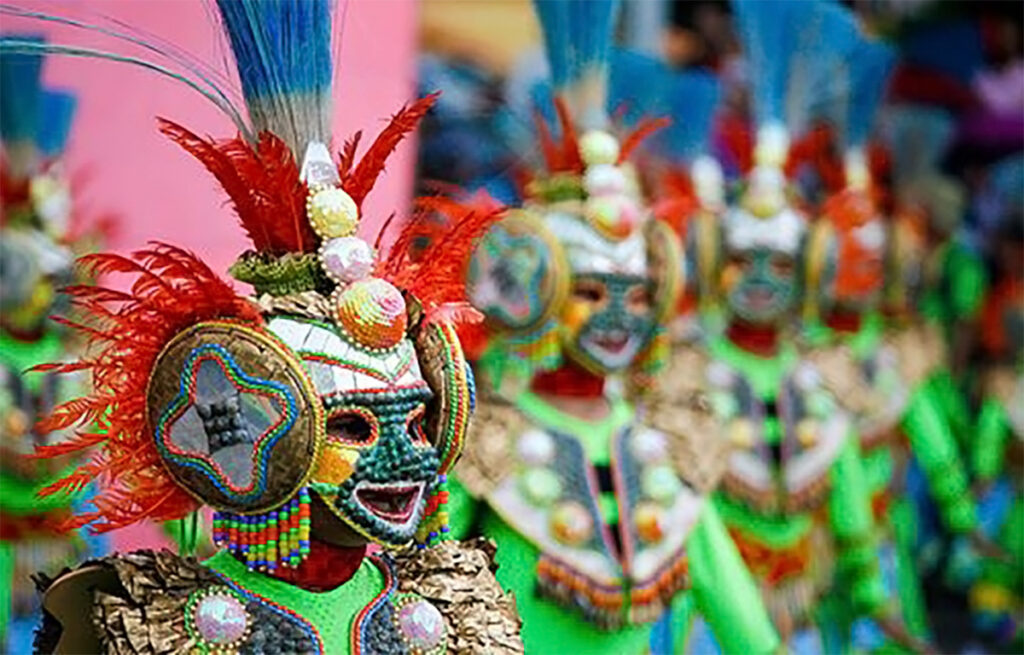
5,0,420,550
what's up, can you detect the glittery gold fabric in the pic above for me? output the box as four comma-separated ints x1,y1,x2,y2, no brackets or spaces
642,346,732,494
37,550,213,654
885,322,944,388
453,396,525,498
392,538,525,654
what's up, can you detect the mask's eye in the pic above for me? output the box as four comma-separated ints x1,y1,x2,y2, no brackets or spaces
326,408,378,446
730,252,754,272
626,284,652,314
406,404,429,446
769,254,795,277
572,279,608,306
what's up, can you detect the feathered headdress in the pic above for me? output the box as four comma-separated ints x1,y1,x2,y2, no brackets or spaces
732,0,859,172
844,37,895,191
12,0,498,535
1,32,77,227
803,26,895,320
467,0,682,393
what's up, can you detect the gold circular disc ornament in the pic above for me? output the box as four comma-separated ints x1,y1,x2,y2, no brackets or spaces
466,210,570,335
644,218,685,324
146,321,324,513
413,321,473,474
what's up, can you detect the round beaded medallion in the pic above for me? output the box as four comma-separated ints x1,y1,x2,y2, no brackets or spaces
391,593,447,655
187,587,250,652
549,500,594,546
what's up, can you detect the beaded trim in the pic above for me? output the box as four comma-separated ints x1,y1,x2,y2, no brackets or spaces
154,343,299,499
352,555,397,655
415,473,451,547
536,555,626,628
433,323,471,475
212,487,312,572
184,587,251,654
300,349,414,385
209,566,324,654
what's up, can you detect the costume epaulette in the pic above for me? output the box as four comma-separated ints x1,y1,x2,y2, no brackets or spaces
643,346,730,494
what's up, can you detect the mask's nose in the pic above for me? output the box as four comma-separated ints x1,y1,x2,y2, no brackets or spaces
359,420,439,483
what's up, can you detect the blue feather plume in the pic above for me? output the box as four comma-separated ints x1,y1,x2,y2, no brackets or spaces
608,49,719,162
733,0,859,134
215,0,334,156
663,70,720,163
731,0,797,129
533,0,571,89
37,89,77,158
846,38,895,149
0,33,44,146
786,1,860,135
533,0,620,128
608,48,664,126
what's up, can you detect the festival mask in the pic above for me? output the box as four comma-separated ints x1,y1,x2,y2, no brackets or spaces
549,209,657,375
267,314,442,545
0,228,72,334
145,164,477,555
719,185,805,325
468,129,681,379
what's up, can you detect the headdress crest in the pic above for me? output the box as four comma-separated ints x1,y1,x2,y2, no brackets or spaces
8,2,497,556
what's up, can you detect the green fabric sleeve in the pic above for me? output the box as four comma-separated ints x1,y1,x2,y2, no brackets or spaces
973,397,1009,482
445,477,480,540
686,502,780,655
829,435,887,613
902,385,978,534
948,245,988,320
0,540,11,644
929,369,971,443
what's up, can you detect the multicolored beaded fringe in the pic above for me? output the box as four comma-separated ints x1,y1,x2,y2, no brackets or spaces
628,327,669,394
414,474,451,548
213,487,312,571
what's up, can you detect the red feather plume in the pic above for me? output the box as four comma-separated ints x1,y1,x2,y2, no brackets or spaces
617,117,671,165
376,194,504,328
652,167,699,237
553,97,584,174
159,119,316,255
32,242,263,533
340,93,440,210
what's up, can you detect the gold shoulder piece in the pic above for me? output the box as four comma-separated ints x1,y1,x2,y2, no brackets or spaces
804,344,876,416
455,394,524,497
643,347,730,493
39,550,214,655
985,366,1018,409
886,323,941,387
392,538,525,654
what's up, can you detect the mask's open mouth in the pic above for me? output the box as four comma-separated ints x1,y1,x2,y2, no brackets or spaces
743,287,778,311
353,481,424,524
592,332,630,353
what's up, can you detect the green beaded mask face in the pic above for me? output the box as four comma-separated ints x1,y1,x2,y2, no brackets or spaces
721,248,799,325
560,273,657,374
267,316,441,546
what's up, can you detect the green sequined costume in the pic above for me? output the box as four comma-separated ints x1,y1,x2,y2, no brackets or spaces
677,335,888,653
804,313,978,650
451,386,778,655
969,365,1023,650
